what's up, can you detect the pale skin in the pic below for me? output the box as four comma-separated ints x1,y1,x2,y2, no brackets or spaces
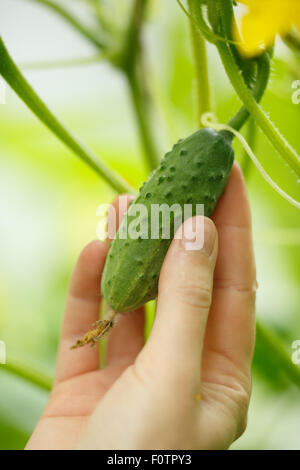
26,163,257,450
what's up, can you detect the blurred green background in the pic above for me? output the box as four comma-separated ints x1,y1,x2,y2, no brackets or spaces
0,0,300,450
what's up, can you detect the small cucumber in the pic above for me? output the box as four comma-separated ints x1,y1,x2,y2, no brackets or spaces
101,128,234,312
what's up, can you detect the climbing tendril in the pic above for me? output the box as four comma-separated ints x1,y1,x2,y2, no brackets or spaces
201,113,300,211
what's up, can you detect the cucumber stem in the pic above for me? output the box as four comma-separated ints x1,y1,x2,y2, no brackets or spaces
190,0,269,137
227,52,271,133
205,0,270,135
211,0,300,178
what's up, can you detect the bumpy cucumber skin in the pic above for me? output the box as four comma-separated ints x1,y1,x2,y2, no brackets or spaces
102,129,234,312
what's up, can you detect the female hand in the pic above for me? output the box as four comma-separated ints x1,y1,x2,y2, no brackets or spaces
26,163,256,450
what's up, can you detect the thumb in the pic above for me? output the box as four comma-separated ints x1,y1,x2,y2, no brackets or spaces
142,216,218,383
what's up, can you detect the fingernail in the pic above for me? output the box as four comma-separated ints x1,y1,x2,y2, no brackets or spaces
182,217,215,256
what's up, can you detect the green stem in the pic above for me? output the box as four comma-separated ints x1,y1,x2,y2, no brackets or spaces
122,0,160,172
3,358,53,392
127,71,160,172
256,321,300,389
188,0,211,127
26,0,105,50
0,38,134,195
213,0,300,178
227,52,270,132
20,53,107,71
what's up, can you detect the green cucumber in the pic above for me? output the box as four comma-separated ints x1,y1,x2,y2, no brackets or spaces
101,128,234,312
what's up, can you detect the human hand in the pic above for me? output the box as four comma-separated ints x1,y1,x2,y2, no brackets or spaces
26,163,256,450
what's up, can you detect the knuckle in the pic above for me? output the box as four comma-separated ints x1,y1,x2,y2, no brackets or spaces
178,282,212,311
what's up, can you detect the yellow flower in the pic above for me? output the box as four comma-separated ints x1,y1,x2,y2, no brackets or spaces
234,0,300,57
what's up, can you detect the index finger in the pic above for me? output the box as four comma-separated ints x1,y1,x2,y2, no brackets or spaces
55,240,107,385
